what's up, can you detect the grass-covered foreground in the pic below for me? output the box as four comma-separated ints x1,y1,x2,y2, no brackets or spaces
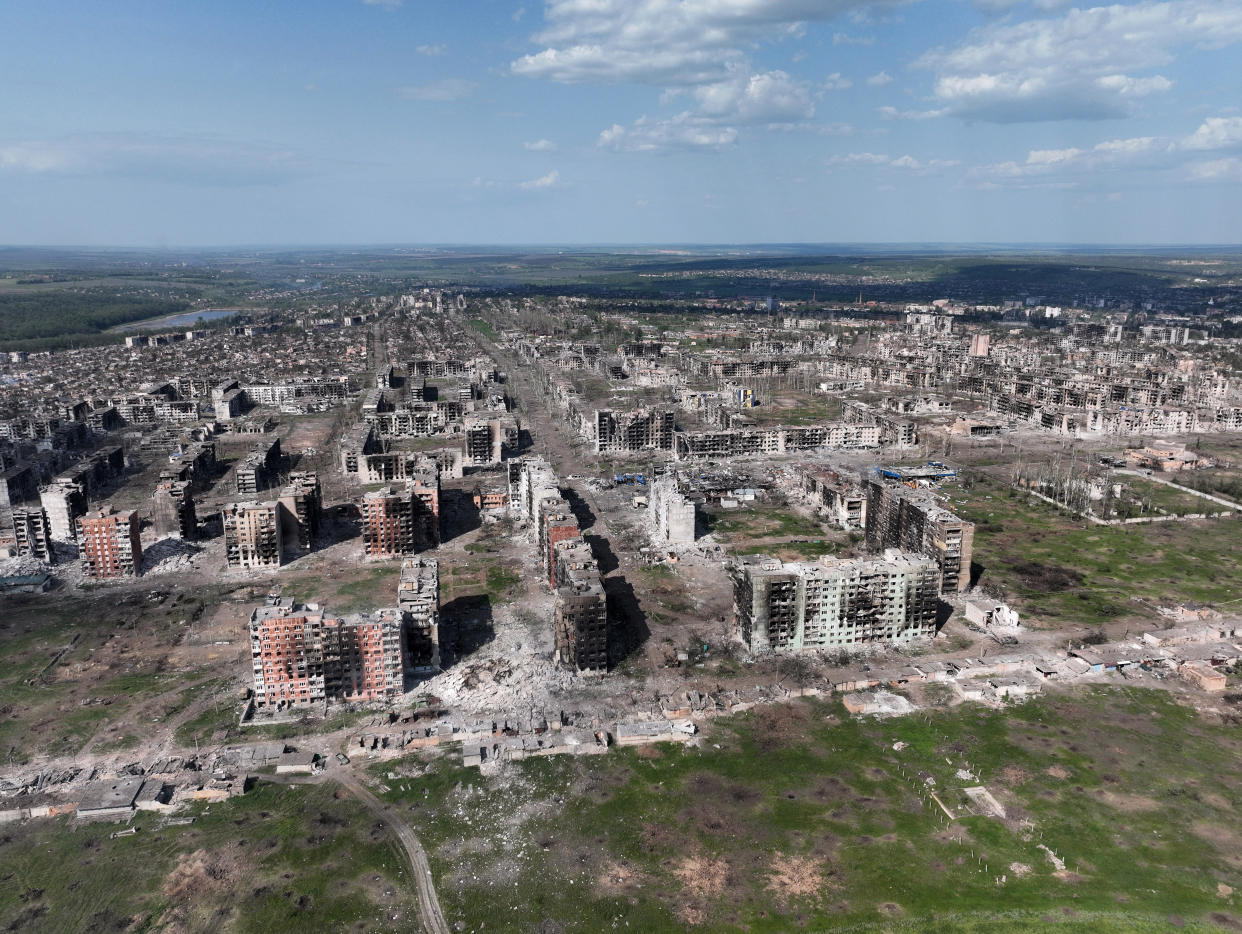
379,687,1242,933
0,782,416,933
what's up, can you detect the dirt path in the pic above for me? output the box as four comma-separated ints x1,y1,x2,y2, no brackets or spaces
78,672,222,757
263,769,449,934
336,771,451,934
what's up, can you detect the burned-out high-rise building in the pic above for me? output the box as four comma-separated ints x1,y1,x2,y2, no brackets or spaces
277,471,322,555
864,478,974,593
361,479,438,559
223,501,283,569
152,479,197,540
11,507,55,563
78,506,143,579
398,557,440,674
731,552,940,653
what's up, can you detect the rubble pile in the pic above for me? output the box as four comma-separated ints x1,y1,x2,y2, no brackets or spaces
141,537,206,576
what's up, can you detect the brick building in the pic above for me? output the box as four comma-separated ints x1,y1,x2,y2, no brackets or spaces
78,507,143,579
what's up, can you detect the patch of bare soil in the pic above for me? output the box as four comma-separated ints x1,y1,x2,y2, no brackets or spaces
641,821,679,853
676,903,708,927
1092,789,1161,813
765,853,830,904
158,848,242,933
750,701,815,753
1000,765,1030,786
1045,765,1070,779
673,853,729,898
1195,822,1242,867
597,861,645,896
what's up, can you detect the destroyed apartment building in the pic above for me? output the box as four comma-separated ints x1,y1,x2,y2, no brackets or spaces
647,477,696,545
864,477,974,593
10,507,55,563
223,501,284,569
731,551,940,653
398,557,441,674
152,479,197,540
798,466,867,529
593,407,676,454
276,471,323,555
361,468,440,559
78,506,143,579
234,438,284,496
513,456,609,671
674,422,880,459
249,597,407,709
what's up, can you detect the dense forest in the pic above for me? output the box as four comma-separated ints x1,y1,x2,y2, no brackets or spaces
0,290,191,351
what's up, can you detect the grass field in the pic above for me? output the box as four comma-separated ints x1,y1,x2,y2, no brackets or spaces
374,687,1242,933
466,318,499,340
954,476,1242,627
706,503,828,542
0,781,417,933
0,600,190,763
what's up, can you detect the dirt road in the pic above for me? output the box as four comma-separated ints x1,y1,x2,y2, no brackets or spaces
337,771,451,934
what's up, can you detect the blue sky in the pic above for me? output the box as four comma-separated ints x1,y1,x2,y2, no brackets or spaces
1,0,1240,245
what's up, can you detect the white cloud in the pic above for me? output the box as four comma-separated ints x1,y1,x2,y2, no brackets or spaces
1182,116,1242,150
520,169,561,189
1187,157,1242,180
515,0,888,86
397,79,477,101
524,138,558,151
0,135,299,186
691,70,815,124
823,72,852,90
920,0,1242,122
513,0,899,148
599,114,738,152
971,115,1242,183
513,6,526,22
866,71,893,86
878,105,945,120
833,31,875,45
415,44,446,56
827,152,959,172
362,0,402,8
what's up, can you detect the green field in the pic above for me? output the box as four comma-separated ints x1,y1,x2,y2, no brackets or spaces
955,476,1242,627
370,687,1242,932
0,781,416,933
